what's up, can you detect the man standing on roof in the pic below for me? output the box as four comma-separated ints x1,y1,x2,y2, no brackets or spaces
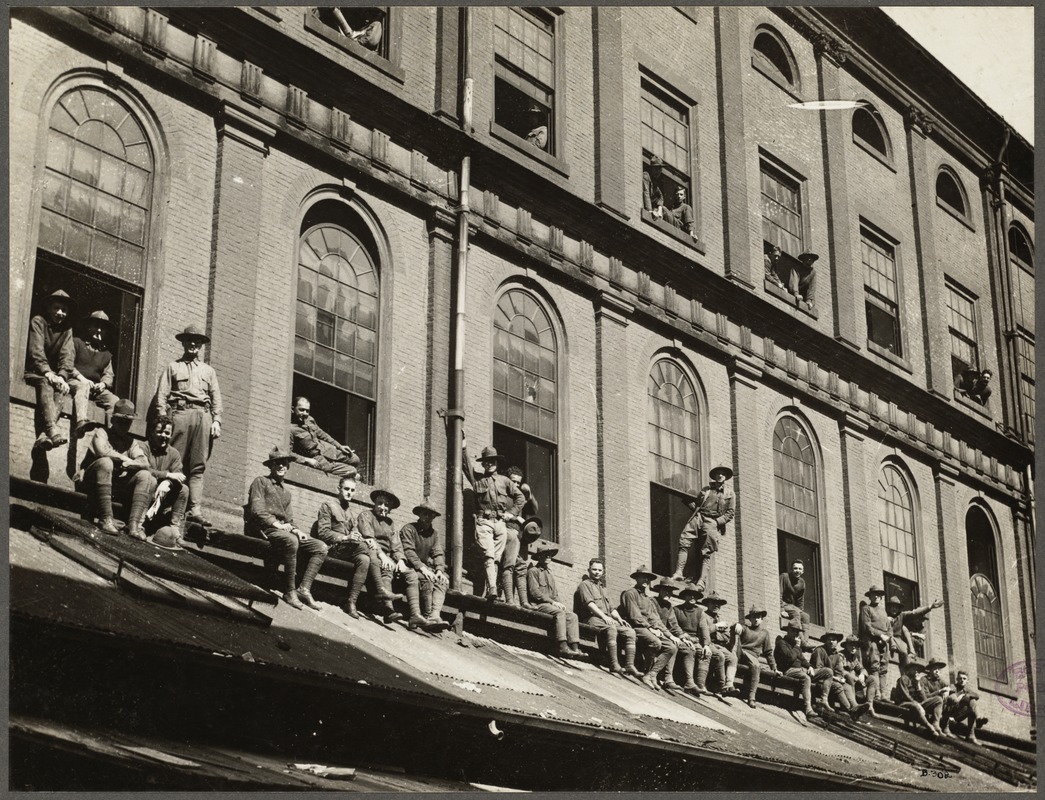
244,446,328,610
400,500,451,632
462,435,525,601
575,557,639,677
736,605,777,709
619,566,678,692
289,396,361,477
502,464,540,607
154,325,222,527
886,595,944,667
774,620,818,718
528,539,584,660
312,474,377,619
858,585,891,712
358,488,424,627
671,464,735,593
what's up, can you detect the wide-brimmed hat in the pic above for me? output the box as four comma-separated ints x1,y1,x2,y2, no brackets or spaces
905,656,928,672
630,565,657,581
745,605,768,619
702,591,727,607
80,309,115,335
175,324,210,344
648,155,663,168
531,538,558,558
926,656,947,670
412,499,441,518
864,585,886,598
708,464,734,481
475,446,505,463
520,515,543,542
148,525,184,551
885,595,905,608
679,587,705,602
652,578,684,595
43,289,76,313
263,446,293,466
111,399,137,420
821,631,845,642
798,253,819,267
842,634,860,647
782,619,804,633
370,488,401,510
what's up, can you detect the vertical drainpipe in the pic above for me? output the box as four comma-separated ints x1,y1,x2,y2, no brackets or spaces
449,7,472,591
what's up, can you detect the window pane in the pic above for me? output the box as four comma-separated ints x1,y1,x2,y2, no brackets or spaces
493,289,557,442
314,345,334,383
773,417,818,542
648,359,701,494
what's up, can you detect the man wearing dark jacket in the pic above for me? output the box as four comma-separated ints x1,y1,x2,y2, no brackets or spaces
400,500,451,631
528,539,583,659
619,566,678,692
774,620,818,718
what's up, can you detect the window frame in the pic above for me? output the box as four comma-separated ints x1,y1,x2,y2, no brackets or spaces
851,104,894,168
14,77,167,431
935,164,974,229
491,286,563,547
1014,328,1035,443
860,219,907,363
304,6,405,83
945,278,981,392
878,462,924,658
489,6,568,174
1008,222,1034,275
772,414,826,628
759,151,808,259
965,503,1013,693
750,25,801,98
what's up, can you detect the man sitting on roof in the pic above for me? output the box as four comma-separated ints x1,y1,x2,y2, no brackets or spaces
77,399,151,539
312,475,377,619
650,579,689,691
840,635,875,717
141,414,188,544
575,557,639,676
358,489,424,627
619,566,678,692
400,500,451,632
673,588,715,696
886,595,944,667
245,446,328,610
528,538,584,660
289,396,361,477
704,592,741,697
774,620,818,718
736,605,777,709
810,632,869,719
890,656,944,738
941,669,987,744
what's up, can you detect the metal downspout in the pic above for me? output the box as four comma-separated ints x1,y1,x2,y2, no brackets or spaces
449,7,472,591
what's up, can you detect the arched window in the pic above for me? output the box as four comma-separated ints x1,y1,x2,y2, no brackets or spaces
936,167,968,219
493,288,559,541
774,416,823,625
966,505,1007,684
852,105,891,161
752,27,799,92
648,358,702,575
879,464,921,647
32,85,156,398
1008,222,1033,272
294,208,379,480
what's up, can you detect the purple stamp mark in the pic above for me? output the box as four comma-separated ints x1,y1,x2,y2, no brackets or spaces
996,661,1036,717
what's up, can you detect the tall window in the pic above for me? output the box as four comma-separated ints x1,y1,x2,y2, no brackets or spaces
494,6,556,155
861,224,903,356
752,27,798,92
761,160,803,256
648,359,702,575
1009,223,1034,332
879,464,921,651
493,289,558,541
294,217,379,480
1015,331,1035,443
936,167,968,219
774,416,823,625
966,506,1007,684
33,86,156,398
946,281,979,385
641,78,693,208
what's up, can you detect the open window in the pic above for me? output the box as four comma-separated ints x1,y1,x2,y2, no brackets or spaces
861,222,903,358
493,7,558,156
311,6,388,58
946,279,980,387
640,76,699,243
30,86,157,400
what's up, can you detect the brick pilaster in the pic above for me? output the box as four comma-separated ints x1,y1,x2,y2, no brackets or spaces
905,107,951,397
714,7,755,288
932,463,971,670
203,103,276,514
425,209,455,517
594,292,634,592
838,412,872,631
591,7,628,218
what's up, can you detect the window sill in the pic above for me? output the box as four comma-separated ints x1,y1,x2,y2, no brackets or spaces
489,121,570,178
640,210,706,254
853,135,896,173
954,390,993,420
10,378,148,439
936,197,976,232
764,278,818,319
303,14,405,84
866,340,912,374
286,462,376,502
751,57,801,101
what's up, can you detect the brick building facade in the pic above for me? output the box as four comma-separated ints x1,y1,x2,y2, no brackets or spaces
8,7,1035,736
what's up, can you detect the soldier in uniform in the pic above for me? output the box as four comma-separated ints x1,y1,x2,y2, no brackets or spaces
400,500,451,632
673,588,715,695
289,396,361,477
501,465,540,607
890,657,944,737
154,325,222,526
141,414,188,543
774,620,819,718
858,585,891,712
941,669,985,743
462,437,524,600
736,605,777,708
619,566,678,692
24,289,76,451
886,595,944,667
312,475,377,618
703,592,741,696
358,489,424,627
671,465,735,592
650,579,689,690
69,309,119,437
527,539,584,659
575,557,639,676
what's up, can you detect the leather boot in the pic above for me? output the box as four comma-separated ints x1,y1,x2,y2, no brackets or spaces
681,649,698,689
297,550,325,609
499,568,517,606
406,574,427,629
98,516,119,536
342,600,360,619
515,568,532,609
379,574,403,623
126,520,146,541
283,590,304,610
623,642,643,678
484,561,499,601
